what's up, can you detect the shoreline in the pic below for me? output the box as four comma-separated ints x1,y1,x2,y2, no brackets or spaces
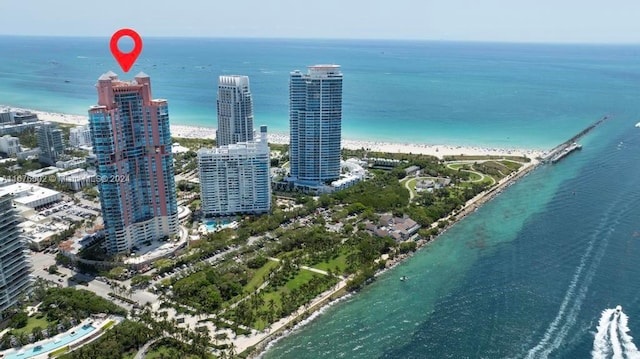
1,105,546,160
247,159,542,358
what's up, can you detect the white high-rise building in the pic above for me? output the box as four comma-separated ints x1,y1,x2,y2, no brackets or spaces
0,193,32,313
216,75,254,147
69,125,92,147
198,126,271,216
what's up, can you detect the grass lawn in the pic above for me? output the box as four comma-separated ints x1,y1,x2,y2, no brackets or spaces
145,344,215,359
464,171,482,181
447,163,467,170
405,178,418,198
444,155,530,162
11,315,52,336
312,249,350,274
244,260,280,293
245,268,334,331
285,269,321,291
500,160,524,170
483,175,496,185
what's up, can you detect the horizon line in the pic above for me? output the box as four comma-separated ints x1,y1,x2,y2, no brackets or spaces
0,34,639,46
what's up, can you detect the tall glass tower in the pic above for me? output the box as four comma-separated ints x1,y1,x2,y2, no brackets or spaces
88,71,178,254
289,65,342,186
216,75,254,147
37,122,64,166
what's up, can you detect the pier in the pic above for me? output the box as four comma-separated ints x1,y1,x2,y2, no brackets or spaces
550,142,582,163
542,115,609,163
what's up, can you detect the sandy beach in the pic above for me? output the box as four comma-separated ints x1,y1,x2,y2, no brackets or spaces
3,105,547,159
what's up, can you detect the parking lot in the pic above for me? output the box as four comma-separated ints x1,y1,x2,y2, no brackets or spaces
40,201,101,223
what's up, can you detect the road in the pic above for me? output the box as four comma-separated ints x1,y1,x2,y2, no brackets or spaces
31,252,159,310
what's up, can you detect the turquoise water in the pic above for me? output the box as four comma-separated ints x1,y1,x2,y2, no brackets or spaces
3,324,96,359
205,220,230,231
2,37,638,148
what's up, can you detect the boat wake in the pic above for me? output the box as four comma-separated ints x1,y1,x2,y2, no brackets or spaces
592,308,640,359
525,197,631,358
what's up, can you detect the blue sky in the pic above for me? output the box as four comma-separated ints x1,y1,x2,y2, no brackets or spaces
1,0,639,43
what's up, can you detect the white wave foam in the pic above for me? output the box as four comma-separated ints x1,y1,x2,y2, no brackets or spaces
526,198,628,358
618,312,640,359
525,230,599,358
611,312,623,359
592,309,614,359
591,309,640,359
540,223,616,357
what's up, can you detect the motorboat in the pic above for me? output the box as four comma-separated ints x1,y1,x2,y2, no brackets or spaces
616,305,622,315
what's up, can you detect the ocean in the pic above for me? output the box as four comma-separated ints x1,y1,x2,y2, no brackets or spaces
2,37,639,148
2,37,640,358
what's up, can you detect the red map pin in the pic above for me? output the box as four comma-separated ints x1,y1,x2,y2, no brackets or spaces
110,29,143,73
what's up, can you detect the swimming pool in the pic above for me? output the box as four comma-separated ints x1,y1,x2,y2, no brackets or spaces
205,220,230,231
2,323,96,359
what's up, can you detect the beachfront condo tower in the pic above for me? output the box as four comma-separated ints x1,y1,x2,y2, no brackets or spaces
37,122,65,166
216,75,254,147
289,65,342,191
0,193,32,314
88,71,179,254
198,125,271,216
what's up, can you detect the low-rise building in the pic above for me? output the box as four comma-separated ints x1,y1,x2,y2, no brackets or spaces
330,159,367,191
404,165,421,176
0,135,21,156
13,111,39,124
0,122,38,135
57,168,97,191
369,157,406,170
0,183,62,208
25,166,60,182
55,157,86,169
366,214,421,241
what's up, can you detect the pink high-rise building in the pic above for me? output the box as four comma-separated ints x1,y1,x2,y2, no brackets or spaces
88,71,178,254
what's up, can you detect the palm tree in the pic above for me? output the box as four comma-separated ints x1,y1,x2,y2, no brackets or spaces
125,286,133,299
228,341,236,357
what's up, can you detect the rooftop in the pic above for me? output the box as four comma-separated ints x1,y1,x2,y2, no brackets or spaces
0,183,61,204
26,166,60,178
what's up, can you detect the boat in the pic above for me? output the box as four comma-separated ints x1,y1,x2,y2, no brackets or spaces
64,80,70,83
635,122,640,128
616,305,622,315
550,142,582,163
400,276,408,281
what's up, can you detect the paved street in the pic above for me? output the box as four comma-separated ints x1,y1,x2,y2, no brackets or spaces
30,252,159,310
